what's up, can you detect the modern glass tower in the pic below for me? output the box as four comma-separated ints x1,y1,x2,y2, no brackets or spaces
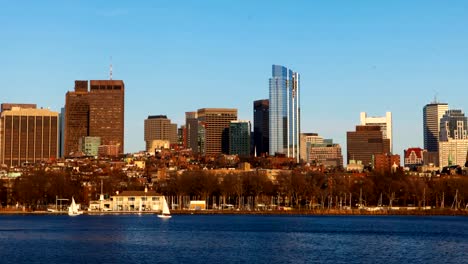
269,65,300,162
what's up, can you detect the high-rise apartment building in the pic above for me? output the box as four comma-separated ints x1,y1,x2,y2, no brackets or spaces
144,115,177,152
64,80,125,156
423,102,449,152
360,112,393,153
253,99,269,157
438,109,468,168
197,108,237,156
0,106,59,167
347,125,391,166
269,65,300,162
229,121,251,157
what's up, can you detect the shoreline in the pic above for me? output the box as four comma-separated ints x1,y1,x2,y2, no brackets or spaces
1,209,467,216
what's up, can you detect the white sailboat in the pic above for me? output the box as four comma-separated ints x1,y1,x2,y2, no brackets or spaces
68,197,83,216
157,196,171,219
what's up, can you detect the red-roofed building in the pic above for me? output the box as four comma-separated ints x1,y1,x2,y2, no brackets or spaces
404,147,426,169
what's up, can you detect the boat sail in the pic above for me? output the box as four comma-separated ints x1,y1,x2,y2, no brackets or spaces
157,196,171,219
68,197,83,216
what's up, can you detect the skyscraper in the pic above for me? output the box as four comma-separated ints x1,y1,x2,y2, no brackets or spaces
269,65,300,162
253,99,269,157
423,102,449,152
197,108,237,156
144,115,178,152
185,112,198,153
229,121,251,157
360,112,393,153
438,109,468,167
64,80,125,156
0,106,59,167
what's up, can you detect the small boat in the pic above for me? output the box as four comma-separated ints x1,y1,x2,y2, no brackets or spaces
157,196,171,219
68,197,83,216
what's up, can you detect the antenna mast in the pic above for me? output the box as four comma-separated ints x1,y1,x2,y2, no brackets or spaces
110,56,113,80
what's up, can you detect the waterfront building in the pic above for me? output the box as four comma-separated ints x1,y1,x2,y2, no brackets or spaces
197,108,237,156
347,125,390,167
253,99,269,157
229,121,251,157
360,112,393,152
79,136,101,157
404,147,426,169
89,190,164,212
438,109,468,168
269,65,300,162
423,102,449,166
144,115,177,152
64,80,125,156
0,106,59,167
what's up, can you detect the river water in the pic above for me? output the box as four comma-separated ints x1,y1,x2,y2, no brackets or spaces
0,215,467,263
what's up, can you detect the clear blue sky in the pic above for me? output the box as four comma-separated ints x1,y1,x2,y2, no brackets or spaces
1,1,468,157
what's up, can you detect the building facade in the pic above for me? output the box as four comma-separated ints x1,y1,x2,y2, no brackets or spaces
300,133,320,163
347,125,391,167
229,121,251,157
197,108,237,156
360,112,393,153
0,106,59,167
374,153,400,173
64,80,125,156
144,115,177,152
404,147,425,169
269,65,300,162
309,142,343,168
253,99,269,157
423,102,449,167
438,109,468,168
79,136,101,157
185,112,198,153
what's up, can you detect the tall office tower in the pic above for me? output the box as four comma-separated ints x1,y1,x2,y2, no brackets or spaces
64,80,125,156
144,115,178,152
360,112,393,153
0,106,59,167
59,107,65,158
178,125,187,148
253,99,269,157
438,109,468,167
347,125,391,167
185,112,198,153
423,102,449,152
269,65,300,162
197,108,237,156
229,120,251,157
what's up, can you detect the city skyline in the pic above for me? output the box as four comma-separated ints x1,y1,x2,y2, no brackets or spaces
1,1,468,157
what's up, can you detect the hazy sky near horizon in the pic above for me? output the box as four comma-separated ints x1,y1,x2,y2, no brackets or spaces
1,1,468,157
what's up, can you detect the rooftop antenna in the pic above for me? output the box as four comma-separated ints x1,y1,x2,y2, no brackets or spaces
433,91,438,104
110,56,113,80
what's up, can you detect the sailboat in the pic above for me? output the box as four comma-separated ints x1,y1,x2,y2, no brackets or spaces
157,196,171,219
68,197,83,216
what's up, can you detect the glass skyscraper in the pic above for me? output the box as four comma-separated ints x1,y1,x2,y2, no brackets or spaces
269,65,300,162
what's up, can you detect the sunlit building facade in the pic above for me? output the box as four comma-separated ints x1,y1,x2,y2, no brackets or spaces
269,65,300,162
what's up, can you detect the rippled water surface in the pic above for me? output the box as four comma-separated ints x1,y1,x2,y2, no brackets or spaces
0,215,467,264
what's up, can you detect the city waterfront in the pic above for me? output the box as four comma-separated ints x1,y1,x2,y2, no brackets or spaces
0,215,467,264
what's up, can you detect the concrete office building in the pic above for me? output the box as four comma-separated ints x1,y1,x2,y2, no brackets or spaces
0,106,59,167
347,125,391,167
423,102,449,166
185,112,198,153
197,108,237,156
438,109,468,168
64,80,125,156
360,112,393,153
269,65,300,162
144,115,177,152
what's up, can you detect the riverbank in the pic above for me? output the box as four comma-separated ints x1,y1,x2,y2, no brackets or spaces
1,208,467,216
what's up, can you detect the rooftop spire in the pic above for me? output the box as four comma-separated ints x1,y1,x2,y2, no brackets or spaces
110,56,113,80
